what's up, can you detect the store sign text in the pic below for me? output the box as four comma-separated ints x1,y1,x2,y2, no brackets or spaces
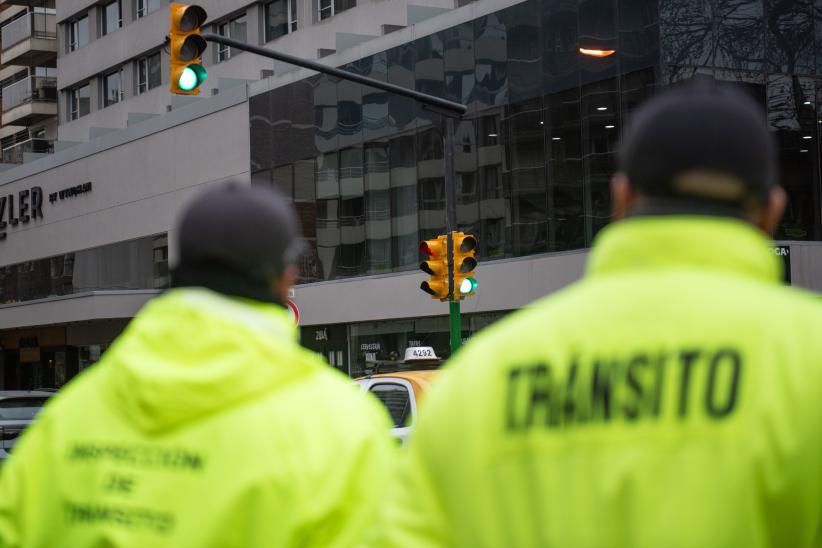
49,182,92,203
0,186,44,241
1,182,94,242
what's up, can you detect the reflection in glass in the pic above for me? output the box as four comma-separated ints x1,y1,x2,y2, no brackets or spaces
247,0,822,285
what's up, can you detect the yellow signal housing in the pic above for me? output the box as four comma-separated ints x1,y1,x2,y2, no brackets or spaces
452,231,478,300
420,235,450,301
169,4,208,95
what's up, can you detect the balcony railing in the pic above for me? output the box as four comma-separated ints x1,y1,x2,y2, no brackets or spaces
2,76,56,111
2,137,52,164
1,13,56,50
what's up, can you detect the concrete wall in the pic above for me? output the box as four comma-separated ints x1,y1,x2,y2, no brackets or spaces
0,85,250,267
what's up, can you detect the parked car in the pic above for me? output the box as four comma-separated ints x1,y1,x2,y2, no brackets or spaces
355,347,441,445
0,391,54,461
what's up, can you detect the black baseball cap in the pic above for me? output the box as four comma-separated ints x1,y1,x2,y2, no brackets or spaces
618,80,778,214
171,183,303,304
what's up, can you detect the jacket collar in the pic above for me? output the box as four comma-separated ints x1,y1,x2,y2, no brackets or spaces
586,216,782,283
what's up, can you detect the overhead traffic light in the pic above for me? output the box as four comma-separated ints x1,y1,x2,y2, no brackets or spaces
169,4,208,95
420,235,449,301
452,232,478,300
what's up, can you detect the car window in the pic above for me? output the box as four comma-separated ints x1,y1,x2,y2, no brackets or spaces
0,397,49,420
370,383,411,428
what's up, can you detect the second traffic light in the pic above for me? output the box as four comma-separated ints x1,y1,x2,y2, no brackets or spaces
420,235,449,301
169,4,208,95
452,232,478,300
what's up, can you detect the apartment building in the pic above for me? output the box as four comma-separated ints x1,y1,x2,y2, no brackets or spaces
0,0,57,165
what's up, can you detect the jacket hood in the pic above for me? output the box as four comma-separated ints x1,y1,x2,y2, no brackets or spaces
105,288,308,433
586,215,782,284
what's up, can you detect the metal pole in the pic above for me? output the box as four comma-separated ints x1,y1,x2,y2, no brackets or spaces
201,33,467,118
443,116,461,354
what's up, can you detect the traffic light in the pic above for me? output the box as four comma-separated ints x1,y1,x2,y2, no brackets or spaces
452,232,478,299
169,4,208,95
420,235,449,301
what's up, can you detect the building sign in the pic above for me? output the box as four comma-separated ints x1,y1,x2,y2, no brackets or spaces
0,182,93,241
0,186,44,240
49,182,92,203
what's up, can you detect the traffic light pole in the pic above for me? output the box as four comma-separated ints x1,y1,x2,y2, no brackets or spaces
443,116,462,354
201,33,467,354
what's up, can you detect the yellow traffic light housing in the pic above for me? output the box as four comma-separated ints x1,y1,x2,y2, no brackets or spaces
169,4,208,95
420,235,449,301
452,232,478,300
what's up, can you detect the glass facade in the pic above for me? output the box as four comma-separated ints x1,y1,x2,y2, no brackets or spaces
0,234,168,305
300,311,508,377
251,0,822,283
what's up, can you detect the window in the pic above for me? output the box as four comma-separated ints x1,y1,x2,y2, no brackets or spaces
136,0,161,18
217,14,247,62
318,0,355,21
136,52,161,94
104,69,123,107
68,15,89,52
69,84,90,120
370,383,411,428
102,1,121,35
265,0,296,42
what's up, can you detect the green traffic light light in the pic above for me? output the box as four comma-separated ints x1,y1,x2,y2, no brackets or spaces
179,64,208,91
459,277,477,294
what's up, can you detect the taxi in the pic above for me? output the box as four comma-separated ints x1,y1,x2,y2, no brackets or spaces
355,347,441,444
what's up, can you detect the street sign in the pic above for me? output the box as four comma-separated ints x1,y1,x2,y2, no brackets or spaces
286,299,299,325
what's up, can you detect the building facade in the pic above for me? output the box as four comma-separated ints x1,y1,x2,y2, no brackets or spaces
0,0,820,388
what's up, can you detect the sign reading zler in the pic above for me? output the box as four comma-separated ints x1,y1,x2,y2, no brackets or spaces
0,186,44,241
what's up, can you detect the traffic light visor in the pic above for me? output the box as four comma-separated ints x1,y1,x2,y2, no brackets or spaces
171,4,207,32
177,34,207,62
458,235,477,253
179,64,207,91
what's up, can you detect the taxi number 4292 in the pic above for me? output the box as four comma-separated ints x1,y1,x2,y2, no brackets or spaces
412,349,433,357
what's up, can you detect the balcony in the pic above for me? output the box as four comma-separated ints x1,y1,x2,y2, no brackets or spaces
1,75,56,125
1,137,52,164
1,13,56,66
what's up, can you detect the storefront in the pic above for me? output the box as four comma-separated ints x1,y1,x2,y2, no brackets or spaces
300,311,508,377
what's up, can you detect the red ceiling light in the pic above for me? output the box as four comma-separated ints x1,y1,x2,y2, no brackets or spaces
579,47,616,58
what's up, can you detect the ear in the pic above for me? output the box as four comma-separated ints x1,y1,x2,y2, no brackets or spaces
272,264,300,305
611,172,639,221
755,186,786,236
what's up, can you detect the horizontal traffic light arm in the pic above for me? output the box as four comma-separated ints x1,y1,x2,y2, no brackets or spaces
200,33,467,118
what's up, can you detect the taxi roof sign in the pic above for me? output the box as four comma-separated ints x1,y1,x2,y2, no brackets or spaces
404,346,440,362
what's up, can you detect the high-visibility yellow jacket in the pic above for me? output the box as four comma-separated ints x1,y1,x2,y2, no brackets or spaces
387,216,822,548
0,288,394,548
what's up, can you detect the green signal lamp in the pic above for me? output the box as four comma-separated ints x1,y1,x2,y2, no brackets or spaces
178,64,208,91
458,277,478,295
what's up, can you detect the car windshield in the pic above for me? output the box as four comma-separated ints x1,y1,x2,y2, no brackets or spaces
0,397,49,420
